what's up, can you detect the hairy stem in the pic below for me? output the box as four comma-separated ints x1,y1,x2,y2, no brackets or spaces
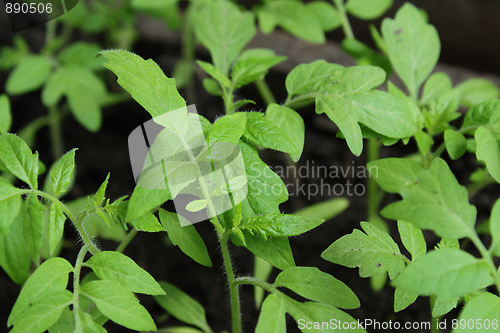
234,276,281,295
24,189,100,255
73,245,89,331
116,228,138,253
255,79,276,106
220,231,241,333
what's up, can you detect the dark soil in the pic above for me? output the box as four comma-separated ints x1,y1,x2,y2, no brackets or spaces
1,6,500,333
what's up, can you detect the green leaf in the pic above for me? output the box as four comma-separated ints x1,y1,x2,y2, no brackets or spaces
42,66,106,132
48,202,66,255
0,179,23,234
191,0,256,75
461,99,500,133
257,0,325,44
8,257,73,326
306,1,341,31
394,287,418,312
74,310,107,333
242,235,295,270
80,280,156,331
266,104,305,162
50,149,77,197
0,94,12,132
48,307,75,333
371,158,477,239
421,72,452,105
85,251,165,295
154,281,212,333
490,198,500,256
286,299,366,333
202,78,222,96
322,222,405,280
293,197,349,221
345,0,393,20
65,68,104,132
197,60,231,88
382,3,440,98
127,186,171,222
455,78,500,108
0,215,30,285
20,193,46,264
159,210,212,267
231,49,286,88
341,38,392,75
444,129,467,160
455,293,500,331
432,296,457,317
99,49,186,119
237,213,324,238
208,112,246,146
254,256,273,308
393,249,492,302
244,110,303,162
0,133,39,188
315,66,418,156
57,42,105,70
128,211,164,232
94,173,110,208
286,60,343,99
275,267,359,309
10,290,73,333
255,295,286,333
6,55,52,95
397,220,426,261
414,130,434,155
239,141,288,215
475,126,500,183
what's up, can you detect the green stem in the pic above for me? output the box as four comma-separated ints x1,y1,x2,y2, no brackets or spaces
254,79,276,106
48,105,63,158
432,142,446,160
469,234,500,295
45,20,57,47
223,87,235,115
234,276,281,295
282,93,316,109
22,189,100,255
367,138,382,220
116,228,138,253
220,231,241,333
333,0,354,39
467,177,495,199
73,245,89,331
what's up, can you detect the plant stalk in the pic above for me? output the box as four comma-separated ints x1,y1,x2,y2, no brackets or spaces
367,138,382,220
25,189,100,255
220,231,241,333
469,234,500,295
48,105,63,158
73,245,89,331
333,0,355,39
116,228,138,253
254,79,276,106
